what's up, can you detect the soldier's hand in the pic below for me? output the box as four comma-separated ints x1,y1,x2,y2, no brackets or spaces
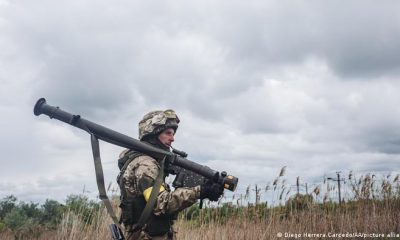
200,180,224,201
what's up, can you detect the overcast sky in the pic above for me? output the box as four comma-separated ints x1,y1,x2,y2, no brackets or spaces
1,0,400,204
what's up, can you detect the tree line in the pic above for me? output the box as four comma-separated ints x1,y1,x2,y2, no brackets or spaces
0,194,101,237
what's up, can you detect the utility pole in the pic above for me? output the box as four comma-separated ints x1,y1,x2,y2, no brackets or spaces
327,172,346,205
293,177,309,195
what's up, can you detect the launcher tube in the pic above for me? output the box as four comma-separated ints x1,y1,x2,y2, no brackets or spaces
34,98,229,183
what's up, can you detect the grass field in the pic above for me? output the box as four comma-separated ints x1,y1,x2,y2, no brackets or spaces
1,170,399,239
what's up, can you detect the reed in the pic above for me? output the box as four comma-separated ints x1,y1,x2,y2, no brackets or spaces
0,170,399,239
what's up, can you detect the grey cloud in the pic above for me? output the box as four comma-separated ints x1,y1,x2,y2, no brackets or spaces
191,1,400,79
1,0,400,204
359,127,400,154
4,1,158,118
9,0,399,123
362,159,400,173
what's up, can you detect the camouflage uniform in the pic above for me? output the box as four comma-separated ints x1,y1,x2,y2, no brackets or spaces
118,109,200,240
120,153,200,239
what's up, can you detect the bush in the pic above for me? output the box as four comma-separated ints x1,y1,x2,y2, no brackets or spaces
20,202,42,219
3,208,29,231
0,221,6,232
65,194,101,224
3,208,42,239
285,193,313,211
0,195,17,219
40,199,63,228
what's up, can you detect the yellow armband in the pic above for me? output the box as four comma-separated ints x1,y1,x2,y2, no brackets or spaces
143,185,165,202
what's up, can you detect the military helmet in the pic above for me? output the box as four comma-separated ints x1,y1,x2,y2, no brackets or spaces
138,109,180,140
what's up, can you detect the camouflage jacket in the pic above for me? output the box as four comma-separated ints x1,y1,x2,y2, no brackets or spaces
120,152,200,220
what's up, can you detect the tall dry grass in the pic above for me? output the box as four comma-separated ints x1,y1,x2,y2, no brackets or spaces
1,170,399,239
173,197,400,239
175,205,399,240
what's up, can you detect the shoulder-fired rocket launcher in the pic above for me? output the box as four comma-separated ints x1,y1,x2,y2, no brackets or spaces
33,98,238,192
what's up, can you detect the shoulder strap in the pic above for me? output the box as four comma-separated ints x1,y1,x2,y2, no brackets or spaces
134,156,166,231
90,134,123,229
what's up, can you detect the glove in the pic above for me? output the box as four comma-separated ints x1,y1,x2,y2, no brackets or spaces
200,180,224,201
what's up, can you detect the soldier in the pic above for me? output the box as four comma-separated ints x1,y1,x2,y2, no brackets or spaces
118,109,224,240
